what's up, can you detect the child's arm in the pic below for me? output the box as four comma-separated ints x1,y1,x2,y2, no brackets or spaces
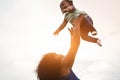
53,19,68,36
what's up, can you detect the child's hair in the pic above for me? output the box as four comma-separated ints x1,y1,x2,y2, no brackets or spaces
65,0,73,5
36,53,63,80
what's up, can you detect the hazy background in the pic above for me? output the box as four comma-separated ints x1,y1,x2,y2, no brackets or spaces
0,0,120,80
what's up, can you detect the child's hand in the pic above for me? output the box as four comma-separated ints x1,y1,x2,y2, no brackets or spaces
53,30,59,36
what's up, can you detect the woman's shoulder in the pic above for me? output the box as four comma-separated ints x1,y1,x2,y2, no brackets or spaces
60,69,80,80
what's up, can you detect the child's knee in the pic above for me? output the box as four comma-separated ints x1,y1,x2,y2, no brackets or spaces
81,34,87,40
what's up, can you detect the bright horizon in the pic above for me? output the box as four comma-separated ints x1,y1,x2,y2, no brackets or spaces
0,0,120,80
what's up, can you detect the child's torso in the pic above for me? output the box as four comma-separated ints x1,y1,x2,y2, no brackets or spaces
65,9,88,24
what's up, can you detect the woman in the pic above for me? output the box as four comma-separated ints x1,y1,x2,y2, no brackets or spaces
36,20,81,80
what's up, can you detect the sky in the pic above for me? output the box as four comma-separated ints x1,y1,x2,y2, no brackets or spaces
0,0,120,80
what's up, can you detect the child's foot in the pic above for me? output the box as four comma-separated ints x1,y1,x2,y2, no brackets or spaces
91,31,97,36
96,39,102,47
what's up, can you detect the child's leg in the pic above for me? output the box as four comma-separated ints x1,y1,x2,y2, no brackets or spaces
80,17,98,43
85,16,98,35
81,28,98,43
80,17,102,46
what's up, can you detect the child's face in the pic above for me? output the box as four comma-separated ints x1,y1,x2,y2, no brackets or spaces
60,0,71,13
62,1,70,9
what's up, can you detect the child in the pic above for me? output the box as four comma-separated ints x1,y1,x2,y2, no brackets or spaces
53,0,102,47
